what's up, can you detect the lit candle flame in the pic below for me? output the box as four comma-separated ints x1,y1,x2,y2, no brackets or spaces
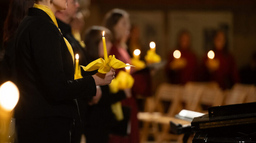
133,49,141,57
0,81,19,111
125,63,131,73
207,50,215,59
75,54,79,60
102,31,108,61
173,50,181,59
149,41,156,50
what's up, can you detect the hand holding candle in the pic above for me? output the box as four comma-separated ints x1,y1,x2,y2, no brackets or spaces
82,31,132,74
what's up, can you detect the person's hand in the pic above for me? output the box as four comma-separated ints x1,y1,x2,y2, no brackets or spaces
124,88,132,98
89,86,102,105
92,68,115,86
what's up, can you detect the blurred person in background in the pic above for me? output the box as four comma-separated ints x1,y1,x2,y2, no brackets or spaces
104,8,140,143
127,24,146,59
200,30,239,89
165,30,198,84
0,0,34,84
83,26,132,143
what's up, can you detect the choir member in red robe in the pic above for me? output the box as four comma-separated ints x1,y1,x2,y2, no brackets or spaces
104,8,140,143
165,30,198,84
200,30,239,89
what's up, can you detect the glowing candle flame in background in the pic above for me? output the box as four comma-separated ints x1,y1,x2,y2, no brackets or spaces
173,50,181,59
207,50,215,59
149,41,156,52
133,49,141,60
0,81,19,111
125,63,131,74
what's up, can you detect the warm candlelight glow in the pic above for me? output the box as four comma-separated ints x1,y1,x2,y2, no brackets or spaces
125,63,131,74
133,49,141,60
173,50,181,59
74,53,83,79
149,41,156,51
102,31,108,61
75,54,79,60
207,50,215,59
0,81,19,111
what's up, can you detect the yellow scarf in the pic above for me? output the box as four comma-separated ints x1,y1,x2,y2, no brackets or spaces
33,4,74,62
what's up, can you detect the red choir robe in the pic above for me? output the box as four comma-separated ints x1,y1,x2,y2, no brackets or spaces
165,49,198,84
108,45,140,143
200,50,240,89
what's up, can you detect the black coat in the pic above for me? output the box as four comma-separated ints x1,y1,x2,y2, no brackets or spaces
13,8,96,119
84,85,126,143
57,19,89,66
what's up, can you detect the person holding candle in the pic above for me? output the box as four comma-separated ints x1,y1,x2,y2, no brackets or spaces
83,26,132,143
10,0,115,143
104,8,138,143
104,8,154,143
165,29,198,84
200,30,239,89
55,1,97,142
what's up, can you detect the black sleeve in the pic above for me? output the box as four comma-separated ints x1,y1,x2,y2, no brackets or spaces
31,22,96,101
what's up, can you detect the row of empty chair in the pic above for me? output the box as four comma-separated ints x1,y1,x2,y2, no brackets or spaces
138,82,256,143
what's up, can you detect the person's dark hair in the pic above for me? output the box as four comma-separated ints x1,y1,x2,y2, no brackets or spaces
176,29,191,49
3,0,34,48
103,8,128,42
213,30,229,53
84,26,112,62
